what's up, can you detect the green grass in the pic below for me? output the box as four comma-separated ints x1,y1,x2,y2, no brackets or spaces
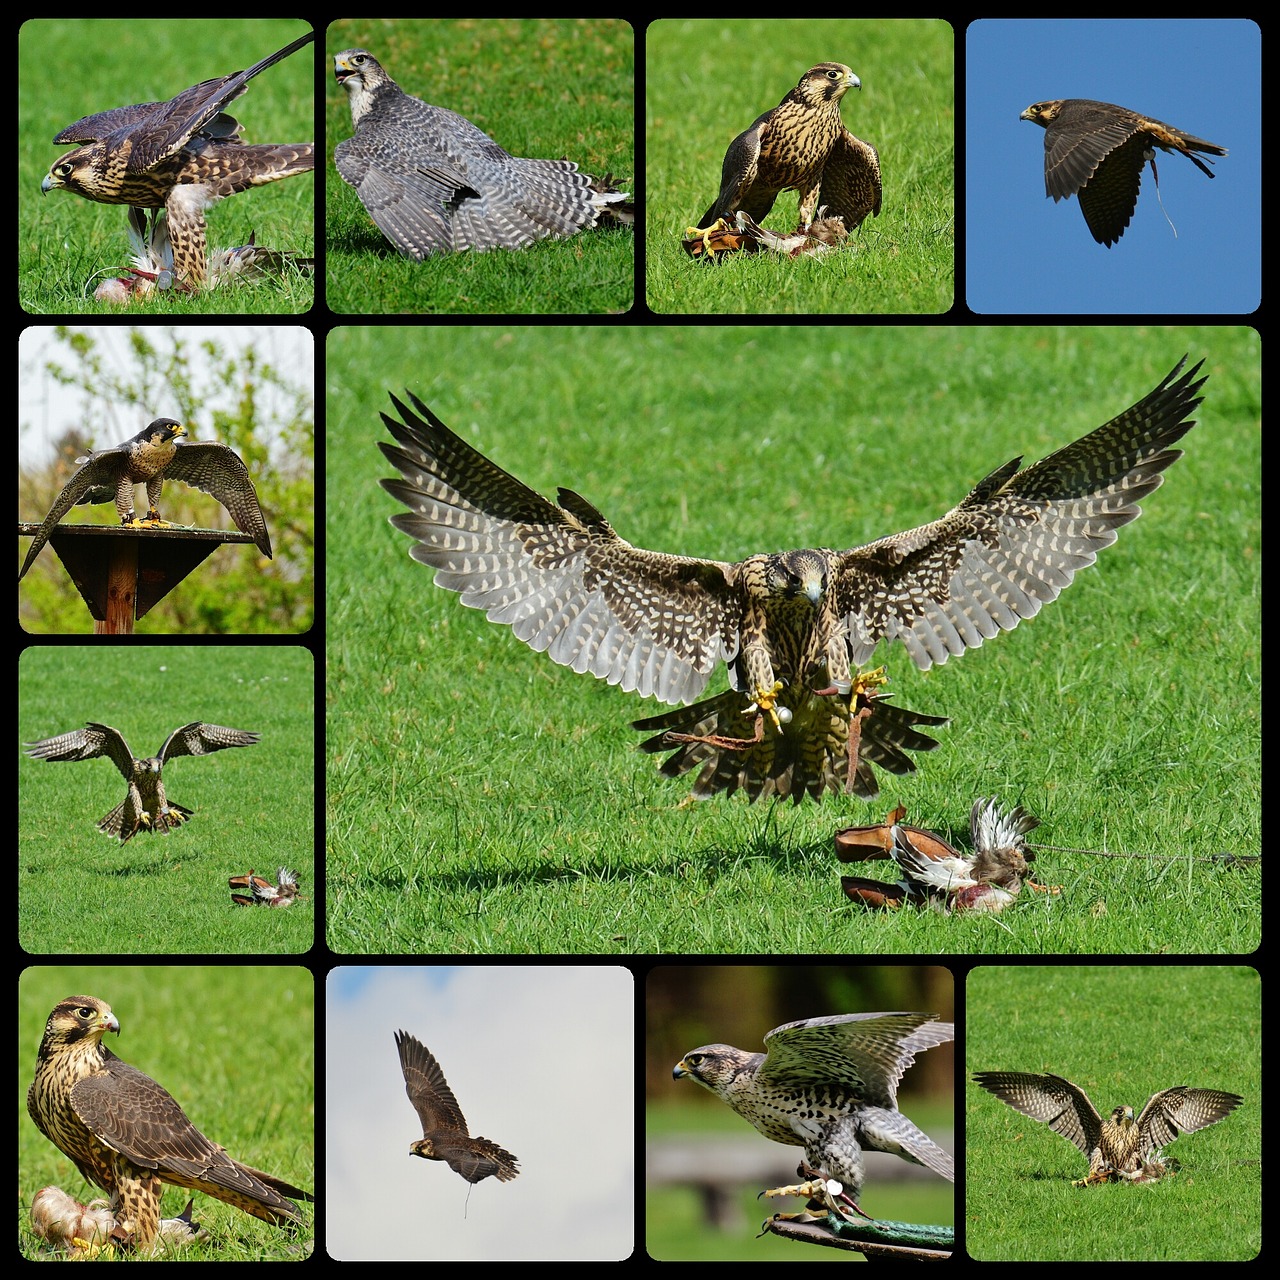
324,19,635,315
646,19,953,314
19,966,314,1260
966,965,1261,1261
19,645,315,954
19,19,315,314
325,324,1259,955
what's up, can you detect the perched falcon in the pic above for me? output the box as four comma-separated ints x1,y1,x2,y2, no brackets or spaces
41,32,314,286
24,721,260,843
674,1012,953,1219
394,1030,520,1186
19,417,272,581
1019,99,1226,246
26,996,312,1251
332,49,629,260
686,63,880,255
229,866,301,907
378,356,1204,803
973,1072,1243,1185
841,797,1046,913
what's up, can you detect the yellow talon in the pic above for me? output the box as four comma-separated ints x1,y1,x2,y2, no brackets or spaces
753,680,786,731
685,217,731,255
852,665,888,697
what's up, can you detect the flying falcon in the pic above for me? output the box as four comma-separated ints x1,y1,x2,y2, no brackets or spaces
1019,99,1226,246
24,720,260,843
686,63,880,255
332,48,629,260
41,31,314,286
19,417,272,581
378,356,1204,803
972,1071,1243,1185
674,1012,953,1219
25,995,312,1251
394,1030,520,1186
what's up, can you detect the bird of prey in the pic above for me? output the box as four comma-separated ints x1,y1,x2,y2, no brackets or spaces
378,356,1204,804
972,1071,1243,1186
686,63,880,255
332,48,629,260
229,866,301,907
25,996,312,1251
841,797,1048,913
19,417,272,581
41,31,314,286
394,1030,520,1186
24,721,260,843
1019,99,1226,246
674,1012,954,1219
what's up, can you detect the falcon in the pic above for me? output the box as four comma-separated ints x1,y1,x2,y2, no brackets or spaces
19,417,272,581
674,1012,953,1219
686,63,880,255
24,720,260,843
972,1071,1243,1185
25,996,312,1251
394,1030,520,1186
41,31,314,286
378,356,1205,803
1019,99,1226,246
841,797,1047,913
332,49,629,259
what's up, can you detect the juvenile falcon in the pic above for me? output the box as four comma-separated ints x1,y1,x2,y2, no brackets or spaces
674,1012,954,1218
332,48,629,259
1019,99,1226,246
24,720,260,843
378,356,1204,803
394,1030,520,1186
26,996,312,1251
19,417,272,581
41,31,314,286
973,1072,1243,1185
687,62,880,254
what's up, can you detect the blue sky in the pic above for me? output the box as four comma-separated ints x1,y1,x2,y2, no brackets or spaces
965,19,1260,314
325,966,634,1262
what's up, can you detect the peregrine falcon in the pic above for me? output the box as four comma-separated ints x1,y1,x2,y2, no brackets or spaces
1019,99,1226,246
19,417,272,581
378,356,1203,803
40,31,314,286
972,1072,1243,1185
25,995,311,1251
686,63,881,254
332,48,629,259
674,1012,953,1219
394,1030,520,1186
24,720,260,843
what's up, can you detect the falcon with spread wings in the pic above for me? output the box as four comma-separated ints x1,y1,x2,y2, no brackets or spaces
686,63,880,255
41,32,314,286
394,1030,519,1186
1019,99,1226,246
973,1071,1243,1185
332,49,628,260
378,357,1204,803
19,417,272,581
675,1012,953,1218
24,720,260,842
26,996,312,1251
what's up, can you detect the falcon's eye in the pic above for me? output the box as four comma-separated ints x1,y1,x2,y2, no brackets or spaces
687,1053,704,1067
56,163,73,178
826,69,840,80
76,1007,96,1020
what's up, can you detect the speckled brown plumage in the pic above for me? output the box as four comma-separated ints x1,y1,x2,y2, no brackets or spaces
1020,98,1226,246
26,997,311,1250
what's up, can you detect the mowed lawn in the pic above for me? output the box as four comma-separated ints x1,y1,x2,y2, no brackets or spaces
325,323,1259,955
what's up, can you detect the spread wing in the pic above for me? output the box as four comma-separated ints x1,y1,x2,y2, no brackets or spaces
1135,1086,1243,1155
24,722,137,781
158,722,260,763
395,1030,470,1138
159,441,272,557
973,1071,1103,1160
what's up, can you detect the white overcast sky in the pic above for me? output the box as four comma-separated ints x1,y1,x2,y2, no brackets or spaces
17,325,313,466
325,965,635,1262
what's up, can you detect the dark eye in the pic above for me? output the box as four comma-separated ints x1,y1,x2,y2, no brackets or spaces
57,163,72,177
76,1007,95,1019
688,1053,704,1067
826,69,839,80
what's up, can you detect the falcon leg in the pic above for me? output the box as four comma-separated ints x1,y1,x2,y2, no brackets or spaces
684,217,734,256
139,506,174,528
760,1175,873,1222
660,681,787,752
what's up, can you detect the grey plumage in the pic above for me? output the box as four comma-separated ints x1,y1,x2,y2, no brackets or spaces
332,48,626,259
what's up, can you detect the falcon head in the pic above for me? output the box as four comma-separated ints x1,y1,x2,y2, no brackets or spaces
795,63,861,108
1110,1104,1136,1129
333,49,394,124
760,549,829,608
135,417,186,446
409,1137,440,1161
39,996,120,1056
40,146,107,198
673,1044,754,1097
1019,101,1063,128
